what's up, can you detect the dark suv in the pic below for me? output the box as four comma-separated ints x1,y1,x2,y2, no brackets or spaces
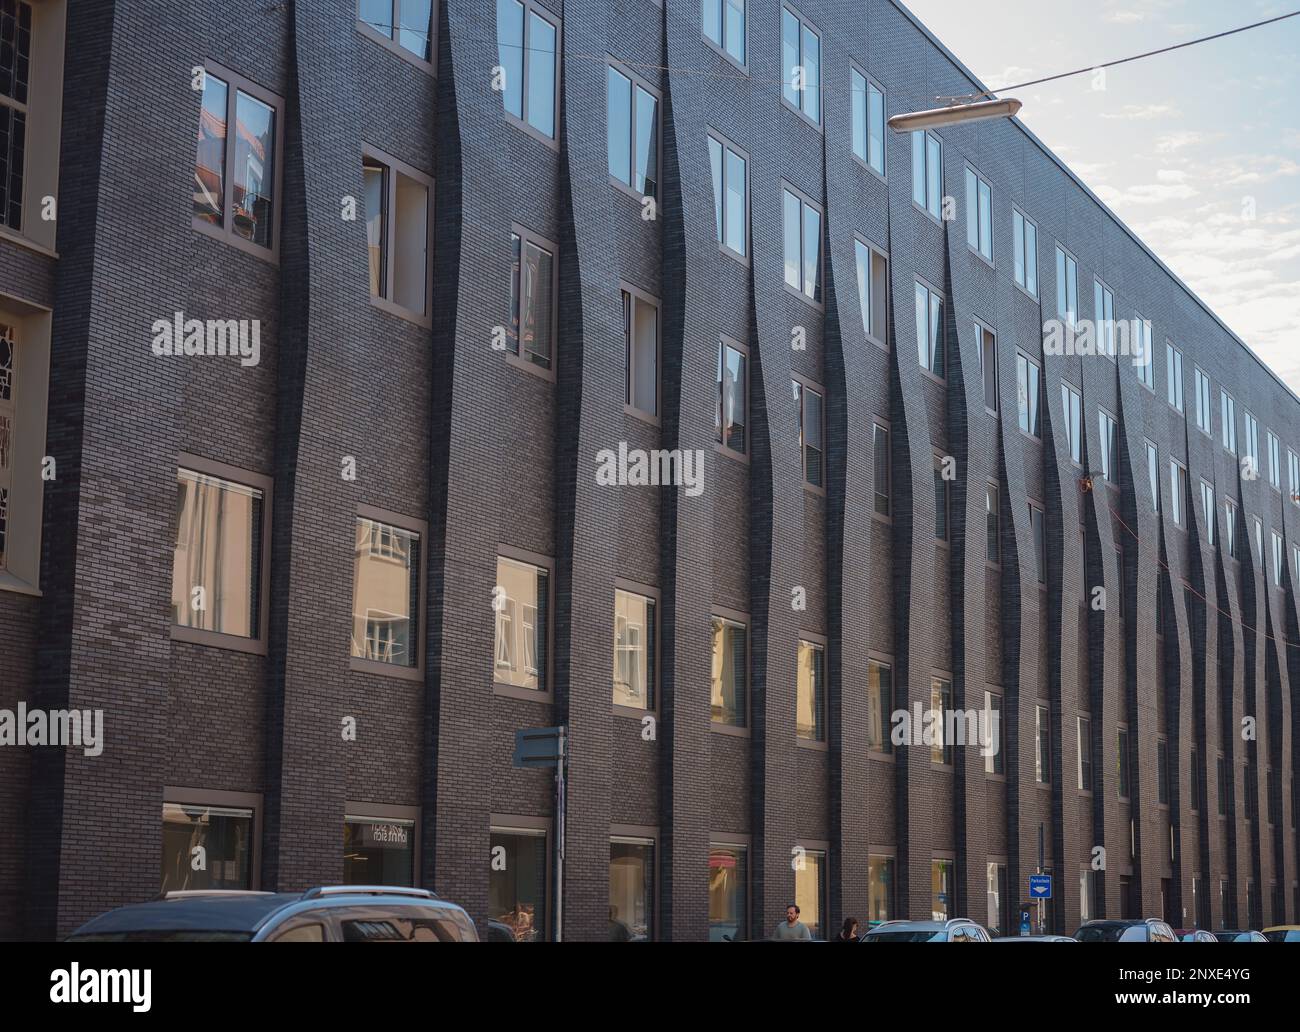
1074,918,1177,942
66,886,478,942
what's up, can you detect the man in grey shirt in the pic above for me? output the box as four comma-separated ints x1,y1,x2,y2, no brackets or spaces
773,903,813,940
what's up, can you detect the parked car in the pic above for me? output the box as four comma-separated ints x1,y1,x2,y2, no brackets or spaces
992,934,1077,942
66,886,478,942
1074,918,1177,942
1175,928,1218,942
861,918,991,942
1213,929,1269,942
1262,926,1300,942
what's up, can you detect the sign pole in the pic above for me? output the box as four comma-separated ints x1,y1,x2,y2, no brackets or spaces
1037,823,1045,935
554,725,566,943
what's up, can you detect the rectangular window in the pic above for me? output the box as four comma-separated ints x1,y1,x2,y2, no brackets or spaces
933,460,948,542
1245,411,1259,472
358,0,434,62
708,132,748,258
607,63,659,199
931,859,954,921
1061,382,1082,463
867,658,893,754
1200,480,1215,546
1268,431,1281,490
710,614,747,727
781,4,820,123
794,849,827,940
708,842,748,941
1226,498,1239,559
1221,390,1237,454
0,322,11,571
352,516,421,671
1170,460,1187,528
497,0,558,139
172,466,267,645
1077,716,1092,791
1055,245,1078,328
1157,739,1169,805
1289,448,1300,505
1117,728,1131,799
793,378,824,488
984,690,1004,775
490,825,548,941
364,150,433,321
931,678,952,765
495,554,549,692
610,837,654,941
1190,747,1199,812
162,799,254,892
1194,366,1212,434
1098,409,1118,484
193,64,281,256
1012,208,1038,296
868,855,894,923
613,587,656,710
716,337,747,455
509,225,556,372
914,281,944,375
343,814,416,886
1146,441,1159,511
987,862,1008,936
965,166,992,261
911,130,942,219
1094,280,1115,358
0,0,32,230
851,68,884,176
702,0,745,65
872,420,890,517
1272,530,1284,586
782,186,822,302
1030,503,1046,584
1165,342,1184,411
1253,515,1263,565
986,482,1000,564
622,287,659,418
1134,318,1154,389
1017,352,1040,437
1217,755,1228,815
1294,544,1300,583
1034,704,1050,783
854,238,888,345
977,321,998,413
796,639,825,742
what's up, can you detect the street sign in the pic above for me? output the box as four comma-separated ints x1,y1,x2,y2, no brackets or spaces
512,726,566,769
1029,874,1052,900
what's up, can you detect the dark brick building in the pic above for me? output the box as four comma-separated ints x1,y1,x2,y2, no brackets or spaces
0,0,1296,941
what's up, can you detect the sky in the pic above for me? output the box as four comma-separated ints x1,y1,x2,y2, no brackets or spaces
903,0,1300,395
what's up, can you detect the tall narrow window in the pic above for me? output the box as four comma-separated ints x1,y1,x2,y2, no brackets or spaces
914,281,943,375
867,660,893,754
495,555,549,692
1061,382,1082,462
1267,431,1281,490
983,690,1004,775
1157,739,1169,805
1194,367,1212,434
1221,390,1237,454
1012,209,1038,296
793,379,824,488
716,338,747,456
1077,716,1092,791
783,187,822,302
965,166,992,261
1117,728,1131,799
510,226,556,372
708,132,747,258
1055,245,1078,328
607,64,659,199
851,69,884,176
1134,318,1154,390
1169,460,1187,528
986,482,1000,564
497,0,559,139
490,825,549,941
1165,343,1184,412
1035,704,1050,783
1225,499,1239,559
1017,352,1041,437
933,459,948,542
1200,480,1215,546
796,640,825,742
358,0,434,63
702,0,745,65
1272,530,1284,586
931,678,953,765
854,238,888,345
353,516,422,671
869,856,894,923
1147,441,1159,510
1244,411,1259,473
1098,409,1118,485
1093,280,1115,358
872,421,890,517
0,0,32,230
613,587,656,710
1289,448,1300,505
610,837,654,941
622,288,659,418
710,614,748,727
977,321,998,413
911,130,942,218
193,64,281,255
781,5,820,124
1030,503,1046,584
365,150,433,321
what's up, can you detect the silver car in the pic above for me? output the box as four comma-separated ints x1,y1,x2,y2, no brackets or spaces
862,918,992,942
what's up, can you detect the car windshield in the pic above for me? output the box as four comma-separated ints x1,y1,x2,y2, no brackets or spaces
865,930,947,942
1212,931,1242,942
67,930,255,942
1075,925,1127,942
1263,930,1296,942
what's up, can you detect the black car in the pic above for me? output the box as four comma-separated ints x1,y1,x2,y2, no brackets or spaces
1074,918,1177,942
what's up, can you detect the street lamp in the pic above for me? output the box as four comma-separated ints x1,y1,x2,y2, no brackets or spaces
888,97,1022,133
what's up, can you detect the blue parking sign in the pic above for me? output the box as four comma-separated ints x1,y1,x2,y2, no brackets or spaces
1029,874,1052,899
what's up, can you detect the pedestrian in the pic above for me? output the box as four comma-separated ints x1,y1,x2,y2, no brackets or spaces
835,916,859,942
773,903,813,940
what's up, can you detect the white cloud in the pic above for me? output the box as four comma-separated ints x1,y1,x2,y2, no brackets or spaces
1099,103,1180,121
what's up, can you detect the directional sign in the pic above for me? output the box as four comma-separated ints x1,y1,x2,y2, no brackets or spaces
512,726,566,769
1029,874,1053,900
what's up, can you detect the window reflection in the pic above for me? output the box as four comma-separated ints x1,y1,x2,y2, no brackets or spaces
490,828,547,941
351,518,419,668
495,557,548,691
708,844,747,941
609,838,653,941
161,802,253,892
172,469,262,638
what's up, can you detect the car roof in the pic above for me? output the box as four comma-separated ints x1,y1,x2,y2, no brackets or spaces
868,919,978,931
68,887,462,937
1263,925,1300,931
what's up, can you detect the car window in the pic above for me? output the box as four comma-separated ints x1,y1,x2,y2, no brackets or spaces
269,922,325,942
335,908,469,942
